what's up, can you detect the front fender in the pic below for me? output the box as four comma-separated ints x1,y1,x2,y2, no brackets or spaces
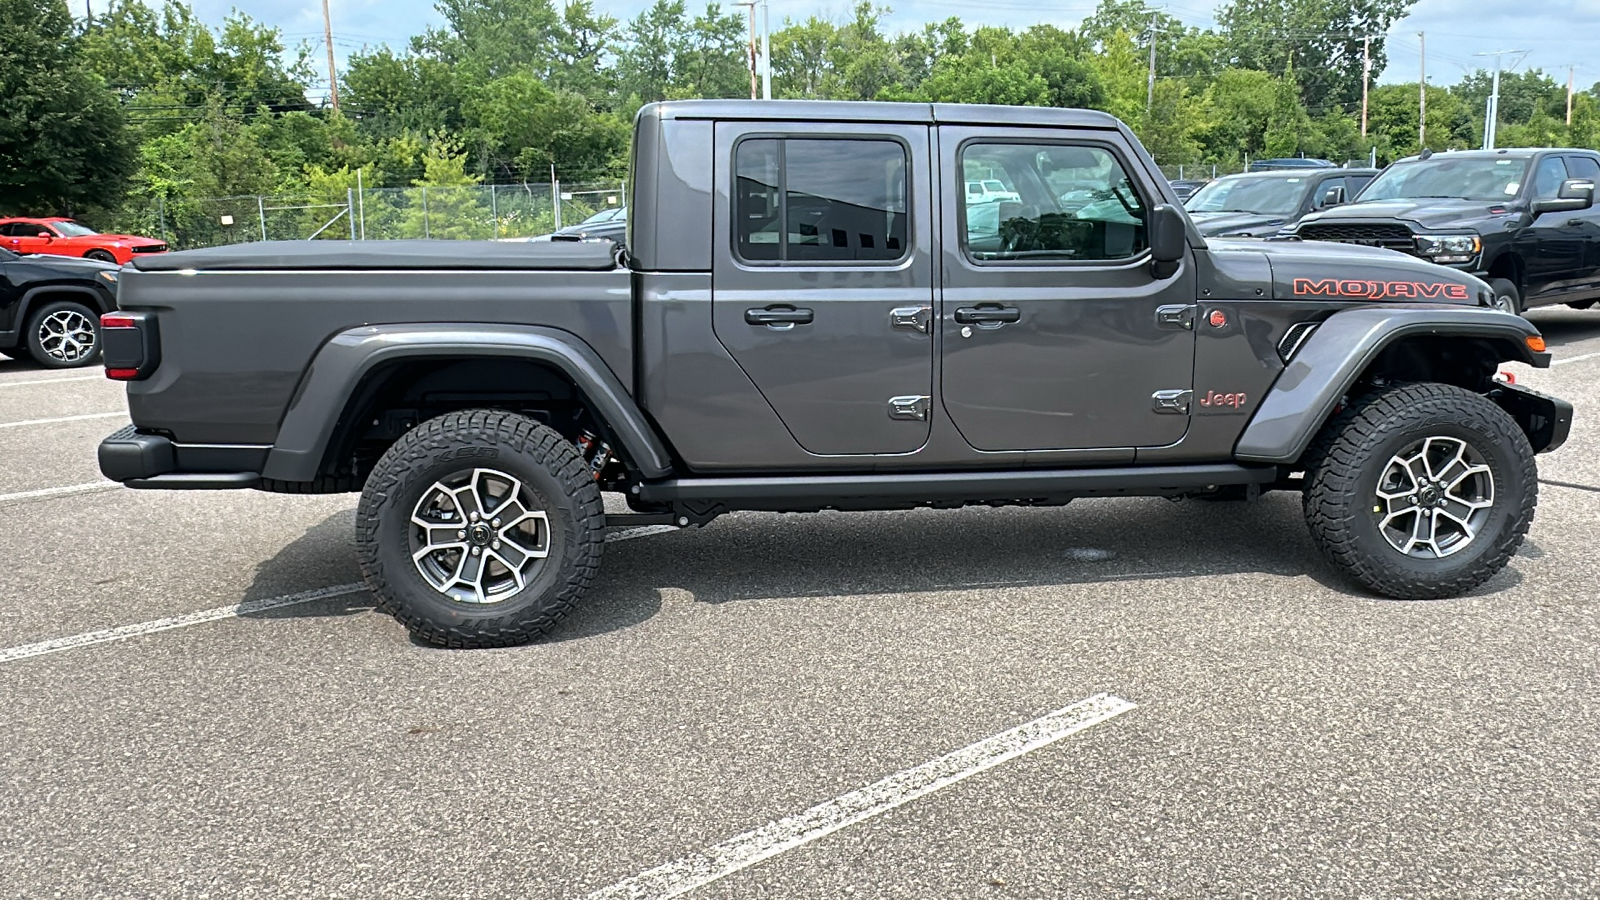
1234,305,1547,464
260,323,674,482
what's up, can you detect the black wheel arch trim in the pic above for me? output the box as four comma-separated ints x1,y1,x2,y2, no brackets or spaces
1235,305,1549,464
261,323,674,483
17,284,115,328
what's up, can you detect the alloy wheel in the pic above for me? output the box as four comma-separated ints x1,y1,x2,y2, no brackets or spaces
408,467,551,604
36,309,97,364
1373,436,1495,559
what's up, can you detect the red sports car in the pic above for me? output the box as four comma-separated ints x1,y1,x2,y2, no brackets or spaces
0,217,167,265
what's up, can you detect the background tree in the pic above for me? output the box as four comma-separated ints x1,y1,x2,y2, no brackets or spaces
0,0,136,217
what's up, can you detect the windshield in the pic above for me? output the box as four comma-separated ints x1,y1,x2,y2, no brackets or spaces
578,207,622,226
982,180,1007,192
1361,157,1531,202
49,220,98,237
1185,176,1307,216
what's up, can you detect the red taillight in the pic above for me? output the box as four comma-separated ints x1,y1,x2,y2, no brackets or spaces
106,368,139,380
101,314,136,329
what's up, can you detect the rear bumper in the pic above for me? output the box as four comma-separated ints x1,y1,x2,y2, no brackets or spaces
98,426,264,489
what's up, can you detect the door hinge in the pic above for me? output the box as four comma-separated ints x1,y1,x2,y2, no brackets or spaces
1156,304,1196,330
1151,389,1192,415
890,305,933,334
888,395,931,421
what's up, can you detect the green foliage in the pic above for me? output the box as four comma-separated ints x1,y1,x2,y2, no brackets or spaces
20,0,1600,245
0,0,136,217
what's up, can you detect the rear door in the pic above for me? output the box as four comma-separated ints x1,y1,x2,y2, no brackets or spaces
937,127,1197,451
710,122,936,455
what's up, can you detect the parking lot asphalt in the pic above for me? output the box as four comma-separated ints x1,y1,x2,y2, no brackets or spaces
2,310,1599,899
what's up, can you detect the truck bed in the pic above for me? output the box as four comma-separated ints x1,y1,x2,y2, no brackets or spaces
117,240,633,446
132,239,620,272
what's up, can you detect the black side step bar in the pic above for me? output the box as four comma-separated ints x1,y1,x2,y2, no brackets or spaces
638,464,1277,514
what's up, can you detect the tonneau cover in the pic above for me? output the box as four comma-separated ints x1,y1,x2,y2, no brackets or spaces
131,239,620,272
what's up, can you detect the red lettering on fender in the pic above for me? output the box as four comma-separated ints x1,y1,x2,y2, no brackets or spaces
1197,390,1248,410
1293,278,1470,301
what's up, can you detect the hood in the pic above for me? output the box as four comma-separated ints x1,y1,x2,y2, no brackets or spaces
1187,211,1289,238
1206,238,1491,304
16,253,119,275
1299,197,1511,231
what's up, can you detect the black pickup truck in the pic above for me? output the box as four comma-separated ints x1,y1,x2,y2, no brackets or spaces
98,101,1572,648
1287,148,1600,314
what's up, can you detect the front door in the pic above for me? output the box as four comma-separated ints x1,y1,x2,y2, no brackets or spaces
711,122,935,456
938,128,1197,451
1523,155,1584,300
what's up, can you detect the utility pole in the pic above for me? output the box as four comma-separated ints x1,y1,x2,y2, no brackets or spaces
1475,50,1525,150
1418,32,1426,149
320,0,340,112
1360,35,1370,137
737,0,757,100
760,0,771,100
1568,65,1575,126
1146,11,1158,113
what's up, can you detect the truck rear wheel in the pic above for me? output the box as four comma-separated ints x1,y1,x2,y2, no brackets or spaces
355,410,604,648
1302,383,1536,600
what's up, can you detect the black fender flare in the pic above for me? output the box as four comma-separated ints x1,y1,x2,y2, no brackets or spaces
16,284,114,326
260,323,674,482
1235,305,1548,464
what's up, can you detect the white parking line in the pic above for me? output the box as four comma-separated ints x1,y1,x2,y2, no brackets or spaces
0,481,119,505
0,583,367,664
585,692,1138,900
0,374,102,389
0,411,125,430
1552,350,1600,367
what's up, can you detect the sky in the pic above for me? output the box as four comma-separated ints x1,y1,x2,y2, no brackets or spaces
84,0,1600,99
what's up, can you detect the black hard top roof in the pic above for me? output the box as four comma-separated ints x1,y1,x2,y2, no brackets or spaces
643,99,1123,130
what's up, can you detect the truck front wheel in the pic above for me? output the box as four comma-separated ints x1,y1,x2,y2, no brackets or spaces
355,410,604,648
1302,383,1536,600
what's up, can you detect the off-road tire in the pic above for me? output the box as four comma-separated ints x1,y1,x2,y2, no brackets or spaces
84,249,117,264
25,299,102,369
356,410,604,648
1302,382,1536,600
1487,278,1522,315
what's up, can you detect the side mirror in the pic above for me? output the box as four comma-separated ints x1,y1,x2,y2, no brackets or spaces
1320,186,1345,208
36,232,53,240
1148,204,1187,277
1531,179,1595,215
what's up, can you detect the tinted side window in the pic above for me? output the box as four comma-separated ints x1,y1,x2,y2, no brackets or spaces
1533,156,1569,199
734,138,908,264
1566,156,1600,181
960,143,1147,263
1347,174,1374,198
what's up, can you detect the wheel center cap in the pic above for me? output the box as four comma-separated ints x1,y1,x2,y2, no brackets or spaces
468,523,493,546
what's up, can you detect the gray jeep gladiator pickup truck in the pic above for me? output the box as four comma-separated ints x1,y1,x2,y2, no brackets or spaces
98,101,1572,648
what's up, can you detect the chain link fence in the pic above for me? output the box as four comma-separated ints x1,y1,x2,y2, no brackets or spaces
130,183,626,251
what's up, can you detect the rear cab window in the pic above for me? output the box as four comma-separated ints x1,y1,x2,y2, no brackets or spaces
734,138,909,264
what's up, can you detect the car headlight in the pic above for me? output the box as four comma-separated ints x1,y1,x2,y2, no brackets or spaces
1415,234,1481,264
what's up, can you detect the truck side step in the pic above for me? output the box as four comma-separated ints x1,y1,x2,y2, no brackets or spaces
637,464,1278,515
